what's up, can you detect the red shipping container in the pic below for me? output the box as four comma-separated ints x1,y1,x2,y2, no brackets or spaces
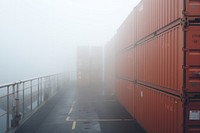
117,8,137,50
104,40,116,94
116,50,133,80
115,78,200,133
185,0,200,16
133,83,184,133
136,0,183,42
77,46,103,88
105,0,200,132
117,23,200,95
185,26,200,92
135,25,183,94
116,79,133,115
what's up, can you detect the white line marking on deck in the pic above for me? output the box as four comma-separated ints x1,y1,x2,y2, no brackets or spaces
68,107,73,115
72,101,76,107
66,116,70,121
66,119,135,122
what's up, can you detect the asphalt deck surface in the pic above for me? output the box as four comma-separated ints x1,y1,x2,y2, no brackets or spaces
15,84,146,133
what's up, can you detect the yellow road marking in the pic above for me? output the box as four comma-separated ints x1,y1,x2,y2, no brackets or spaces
72,121,76,130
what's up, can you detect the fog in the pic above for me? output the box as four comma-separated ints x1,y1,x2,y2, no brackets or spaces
0,0,140,84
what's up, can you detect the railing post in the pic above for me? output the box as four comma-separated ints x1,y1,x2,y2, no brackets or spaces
40,78,43,104
56,74,59,90
44,78,48,101
23,82,25,118
37,78,39,107
6,86,9,131
11,84,15,127
54,76,56,93
30,80,32,111
11,84,20,127
48,77,51,97
0,73,62,132
15,83,20,126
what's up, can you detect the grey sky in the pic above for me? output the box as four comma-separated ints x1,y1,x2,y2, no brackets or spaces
0,0,140,83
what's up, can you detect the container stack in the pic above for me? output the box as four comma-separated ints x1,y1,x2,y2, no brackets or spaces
104,37,116,94
104,0,200,133
77,46,103,88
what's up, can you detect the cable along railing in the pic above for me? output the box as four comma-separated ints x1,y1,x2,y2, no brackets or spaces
0,73,65,133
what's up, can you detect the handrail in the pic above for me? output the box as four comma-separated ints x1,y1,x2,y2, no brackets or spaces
0,73,61,89
0,73,66,133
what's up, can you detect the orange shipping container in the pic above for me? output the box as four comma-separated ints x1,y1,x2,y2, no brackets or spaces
117,9,137,50
116,79,200,133
135,25,183,94
133,83,183,133
104,39,116,94
77,46,103,88
116,49,133,80
117,0,200,51
116,79,133,115
105,0,200,132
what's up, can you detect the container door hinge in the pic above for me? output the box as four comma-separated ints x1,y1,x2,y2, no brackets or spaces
182,10,188,16
181,92,189,106
180,93,184,102
181,17,189,28
182,65,189,69
182,48,189,52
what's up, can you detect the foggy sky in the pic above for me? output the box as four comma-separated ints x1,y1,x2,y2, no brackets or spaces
0,0,141,83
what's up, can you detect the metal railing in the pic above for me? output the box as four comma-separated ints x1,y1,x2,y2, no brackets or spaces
0,73,65,133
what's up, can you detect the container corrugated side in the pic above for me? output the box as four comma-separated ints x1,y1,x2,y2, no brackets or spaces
136,0,183,41
133,83,183,133
116,79,133,115
116,78,184,133
117,9,136,50
116,50,133,80
135,25,183,93
104,40,116,94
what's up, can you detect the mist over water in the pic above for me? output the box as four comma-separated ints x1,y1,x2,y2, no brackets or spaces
0,0,141,83
0,1,142,132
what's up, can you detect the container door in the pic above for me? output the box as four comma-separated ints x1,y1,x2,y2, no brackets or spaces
185,26,200,92
184,3,200,131
185,95,200,133
185,0,200,16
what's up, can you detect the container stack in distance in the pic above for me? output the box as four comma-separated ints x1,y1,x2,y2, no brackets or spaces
77,46,103,88
104,38,116,94
104,0,200,133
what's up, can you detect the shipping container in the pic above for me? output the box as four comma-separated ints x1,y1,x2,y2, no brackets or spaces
104,39,116,94
116,49,133,80
116,79,200,133
117,9,137,51
104,0,200,132
136,0,183,41
116,79,133,116
116,0,200,49
114,1,200,94
133,82,184,133
77,46,103,88
135,25,183,94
